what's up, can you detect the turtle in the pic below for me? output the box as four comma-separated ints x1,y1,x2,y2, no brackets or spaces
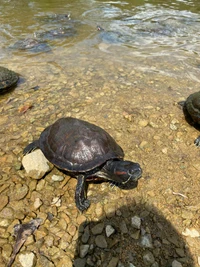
10,38,51,53
23,117,142,211
97,25,123,44
179,91,200,146
36,26,76,41
0,66,19,93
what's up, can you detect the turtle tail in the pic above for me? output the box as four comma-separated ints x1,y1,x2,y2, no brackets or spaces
23,140,40,155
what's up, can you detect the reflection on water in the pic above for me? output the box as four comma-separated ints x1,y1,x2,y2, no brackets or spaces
1,0,200,56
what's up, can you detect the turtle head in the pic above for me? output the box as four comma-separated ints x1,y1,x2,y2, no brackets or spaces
104,160,142,189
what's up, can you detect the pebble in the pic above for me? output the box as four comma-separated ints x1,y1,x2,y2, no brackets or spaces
22,149,53,179
79,244,90,258
91,223,104,235
138,120,148,127
131,215,141,229
0,207,14,219
56,255,73,267
107,257,119,267
143,251,155,265
33,197,43,209
0,196,8,211
51,174,64,182
105,224,115,237
141,234,153,248
51,197,62,207
81,226,90,243
172,260,183,267
19,252,36,267
73,258,86,267
38,254,55,267
120,220,128,234
182,228,200,237
95,235,108,248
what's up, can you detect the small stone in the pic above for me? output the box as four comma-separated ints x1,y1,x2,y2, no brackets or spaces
120,220,128,234
143,251,155,265
170,123,177,131
91,223,104,235
105,225,115,237
139,141,148,149
131,215,141,229
33,198,43,209
175,248,185,257
161,147,168,154
95,235,107,248
57,255,73,267
138,120,148,127
131,230,140,240
38,254,55,267
151,262,159,267
80,244,90,258
0,219,9,227
107,257,119,267
197,256,200,266
0,207,14,219
22,149,53,179
51,197,61,207
73,258,86,267
0,196,8,211
182,228,199,237
9,184,29,201
95,203,104,217
51,174,64,182
19,252,36,267
141,234,153,248
81,226,90,243
172,260,183,267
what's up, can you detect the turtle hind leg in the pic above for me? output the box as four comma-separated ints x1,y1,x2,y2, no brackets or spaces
23,140,40,155
75,175,90,212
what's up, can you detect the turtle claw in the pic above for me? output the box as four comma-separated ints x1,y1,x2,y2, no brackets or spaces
76,199,90,212
194,136,200,146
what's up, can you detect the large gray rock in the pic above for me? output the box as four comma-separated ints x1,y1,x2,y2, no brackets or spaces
22,149,53,179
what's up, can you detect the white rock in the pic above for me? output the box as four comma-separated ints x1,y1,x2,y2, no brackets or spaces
182,228,200,238
51,196,61,207
22,149,53,179
198,256,200,266
131,215,141,229
19,252,36,267
51,174,64,182
105,225,115,237
172,260,183,267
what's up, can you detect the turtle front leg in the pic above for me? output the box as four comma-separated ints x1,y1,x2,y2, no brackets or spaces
75,175,90,211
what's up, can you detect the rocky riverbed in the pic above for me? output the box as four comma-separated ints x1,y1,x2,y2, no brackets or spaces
0,47,200,267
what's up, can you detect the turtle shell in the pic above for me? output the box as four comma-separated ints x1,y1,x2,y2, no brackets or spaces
0,66,19,91
185,91,200,124
39,117,124,172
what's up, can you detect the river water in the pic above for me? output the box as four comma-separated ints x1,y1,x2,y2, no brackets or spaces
1,0,200,78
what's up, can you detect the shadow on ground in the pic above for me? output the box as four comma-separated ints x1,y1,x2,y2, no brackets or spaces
73,201,195,267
